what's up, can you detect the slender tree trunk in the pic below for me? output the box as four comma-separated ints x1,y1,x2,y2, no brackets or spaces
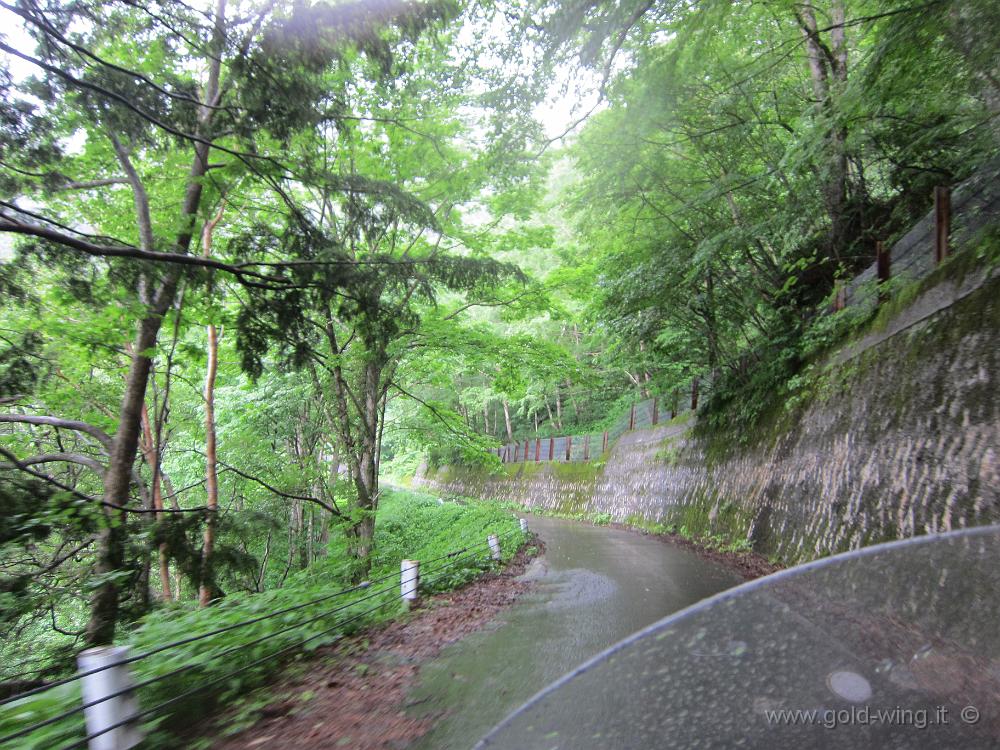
797,0,849,260
199,203,225,607
87,311,173,646
297,500,308,569
565,379,580,419
502,401,514,442
86,0,225,642
705,268,719,372
347,359,381,577
138,402,172,601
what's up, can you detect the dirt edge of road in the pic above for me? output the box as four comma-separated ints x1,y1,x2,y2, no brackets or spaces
590,519,782,581
206,538,544,750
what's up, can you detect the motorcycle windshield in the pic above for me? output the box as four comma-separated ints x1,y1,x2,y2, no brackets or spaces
476,525,1000,749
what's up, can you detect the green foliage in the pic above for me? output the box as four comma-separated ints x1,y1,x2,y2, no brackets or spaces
589,511,612,526
0,489,524,748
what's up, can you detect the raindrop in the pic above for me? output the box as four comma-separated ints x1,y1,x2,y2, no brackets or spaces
827,670,872,703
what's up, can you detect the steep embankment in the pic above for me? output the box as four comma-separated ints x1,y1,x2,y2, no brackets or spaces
417,257,1000,565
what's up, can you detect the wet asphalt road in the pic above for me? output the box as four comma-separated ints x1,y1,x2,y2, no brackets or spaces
405,513,741,750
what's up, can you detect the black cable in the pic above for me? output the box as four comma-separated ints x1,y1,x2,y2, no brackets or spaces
63,554,506,750
1,527,520,743
419,544,472,566
0,576,405,746
0,567,403,708
4,524,523,707
59,591,408,750
6,526,525,747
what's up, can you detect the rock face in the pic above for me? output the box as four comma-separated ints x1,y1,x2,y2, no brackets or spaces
417,261,1000,565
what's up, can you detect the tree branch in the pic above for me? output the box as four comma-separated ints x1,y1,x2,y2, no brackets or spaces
0,414,113,451
107,132,155,253
0,452,105,475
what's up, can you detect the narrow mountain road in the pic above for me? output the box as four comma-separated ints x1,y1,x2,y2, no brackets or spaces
404,513,741,749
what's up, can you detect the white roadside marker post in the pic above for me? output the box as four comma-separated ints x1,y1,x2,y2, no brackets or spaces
488,534,501,562
77,646,143,750
401,559,419,610
519,518,528,534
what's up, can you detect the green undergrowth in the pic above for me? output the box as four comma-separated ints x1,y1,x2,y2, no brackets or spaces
699,229,1000,459
621,510,753,554
0,488,524,750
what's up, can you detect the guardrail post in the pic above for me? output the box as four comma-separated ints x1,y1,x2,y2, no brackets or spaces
935,185,951,264
628,403,636,431
651,398,659,425
583,434,590,461
401,559,419,607
691,377,699,411
548,437,554,461
513,442,519,462
671,390,678,419
602,430,608,453
488,534,501,561
534,438,540,463
78,646,143,750
519,518,528,533
565,435,572,461
523,439,529,462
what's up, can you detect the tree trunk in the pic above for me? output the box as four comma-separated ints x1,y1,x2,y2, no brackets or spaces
347,360,381,579
565,379,580,420
502,401,514,442
85,0,224,642
138,402,172,601
86,311,172,646
198,202,225,607
797,0,849,261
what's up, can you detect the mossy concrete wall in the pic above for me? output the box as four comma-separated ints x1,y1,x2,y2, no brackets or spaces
416,262,1000,565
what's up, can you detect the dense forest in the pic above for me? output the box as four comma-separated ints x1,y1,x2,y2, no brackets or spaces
1,0,998,735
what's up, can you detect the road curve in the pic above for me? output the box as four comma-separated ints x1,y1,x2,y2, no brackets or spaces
405,513,741,749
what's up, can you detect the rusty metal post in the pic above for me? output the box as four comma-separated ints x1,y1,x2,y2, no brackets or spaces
548,436,555,461
565,435,573,461
691,377,699,411
523,439,529,462
628,403,636,431
671,390,678,419
583,434,590,461
513,442,518,462
935,186,951,264
534,438,540,463
651,399,659,425
876,241,890,284
602,430,608,453
876,240,890,303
